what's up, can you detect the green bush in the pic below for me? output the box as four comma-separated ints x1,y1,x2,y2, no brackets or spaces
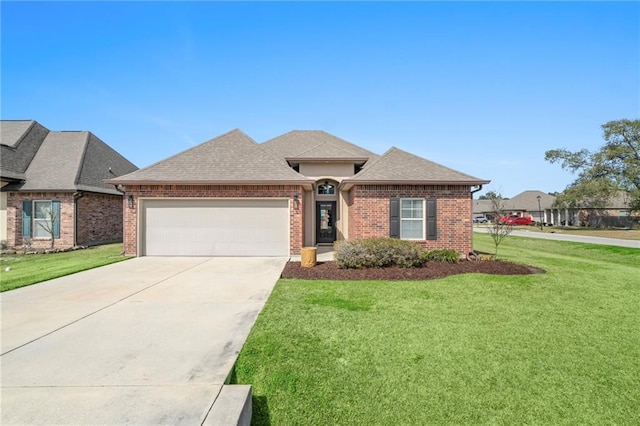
424,249,460,263
334,238,427,269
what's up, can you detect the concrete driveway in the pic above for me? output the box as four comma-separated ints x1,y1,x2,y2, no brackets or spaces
1,256,287,425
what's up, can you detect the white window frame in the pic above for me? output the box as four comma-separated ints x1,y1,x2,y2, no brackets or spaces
33,200,53,239
400,198,425,240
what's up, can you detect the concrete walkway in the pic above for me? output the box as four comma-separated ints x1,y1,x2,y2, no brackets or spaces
473,227,640,248
1,256,286,425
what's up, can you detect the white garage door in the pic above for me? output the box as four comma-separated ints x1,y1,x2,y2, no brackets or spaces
142,199,289,256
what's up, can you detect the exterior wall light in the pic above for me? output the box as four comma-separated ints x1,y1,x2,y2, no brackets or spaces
127,194,134,209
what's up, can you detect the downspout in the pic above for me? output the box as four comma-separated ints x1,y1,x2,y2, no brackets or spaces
469,185,484,257
73,192,85,246
470,185,483,209
112,184,127,255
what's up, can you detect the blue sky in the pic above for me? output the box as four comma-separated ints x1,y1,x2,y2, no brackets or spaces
2,1,638,198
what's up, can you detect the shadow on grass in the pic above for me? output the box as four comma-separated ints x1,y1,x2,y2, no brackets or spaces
226,364,271,425
251,395,271,426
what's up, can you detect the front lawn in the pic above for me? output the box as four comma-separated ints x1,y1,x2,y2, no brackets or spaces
0,243,130,292
234,234,640,425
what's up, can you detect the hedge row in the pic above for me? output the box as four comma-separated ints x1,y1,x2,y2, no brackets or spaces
334,238,460,269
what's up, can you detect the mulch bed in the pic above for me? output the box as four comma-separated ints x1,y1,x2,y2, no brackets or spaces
281,260,545,281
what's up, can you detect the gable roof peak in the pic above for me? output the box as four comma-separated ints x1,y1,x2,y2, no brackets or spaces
108,128,312,185
261,129,379,161
344,145,489,186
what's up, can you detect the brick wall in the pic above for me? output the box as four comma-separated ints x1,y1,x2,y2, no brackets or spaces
5,191,124,249
123,185,304,256
76,193,124,246
5,192,75,249
347,184,474,254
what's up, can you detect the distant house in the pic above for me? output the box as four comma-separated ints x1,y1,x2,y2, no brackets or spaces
1,120,138,249
505,191,556,223
472,191,554,222
471,199,495,220
107,129,489,257
473,190,636,227
552,192,637,227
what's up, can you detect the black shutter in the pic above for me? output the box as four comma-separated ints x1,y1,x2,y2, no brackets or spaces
426,198,437,240
390,197,400,238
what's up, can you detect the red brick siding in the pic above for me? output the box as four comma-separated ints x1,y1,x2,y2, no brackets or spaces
5,192,75,249
5,192,124,249
76,193,124,246
347,185,473,254
123,185,304,256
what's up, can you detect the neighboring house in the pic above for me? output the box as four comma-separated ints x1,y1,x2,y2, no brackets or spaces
472,199,495,221
107,129,489,257
473,190,636,227
1,120,138,249
473,190,555,224
552,192,637,227
505,190,556,223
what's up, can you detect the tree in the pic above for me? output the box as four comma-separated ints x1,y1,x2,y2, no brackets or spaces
545,119,640,212
478,191,509,200
485,192,512,257
37,205,58,249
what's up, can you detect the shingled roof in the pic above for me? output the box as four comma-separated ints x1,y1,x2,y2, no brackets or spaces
262,130,379,162
2,123,138,195
1,120,50,181
108,129,313,185
505,190,556,211
342,147,489,188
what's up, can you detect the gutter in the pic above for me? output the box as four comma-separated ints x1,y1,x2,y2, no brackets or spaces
104,179,315,190
73,191,85,246
470,185,484,196
340,180,491,191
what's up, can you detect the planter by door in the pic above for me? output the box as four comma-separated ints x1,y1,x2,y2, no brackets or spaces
316,201,336,244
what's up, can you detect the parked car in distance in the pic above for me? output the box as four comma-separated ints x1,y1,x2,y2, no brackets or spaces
473,216,489,223
500,215,534,226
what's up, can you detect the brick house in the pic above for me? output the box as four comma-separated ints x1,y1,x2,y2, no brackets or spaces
1,120,138,249
107,129,489,257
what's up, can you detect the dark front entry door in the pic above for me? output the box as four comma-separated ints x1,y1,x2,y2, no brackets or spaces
316,201,336,244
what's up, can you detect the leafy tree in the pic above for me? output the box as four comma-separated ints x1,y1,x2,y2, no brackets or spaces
545,119,640,211
478,191,509,200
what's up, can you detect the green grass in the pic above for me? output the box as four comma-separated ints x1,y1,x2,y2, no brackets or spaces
233,234,640,425
0,243,131,292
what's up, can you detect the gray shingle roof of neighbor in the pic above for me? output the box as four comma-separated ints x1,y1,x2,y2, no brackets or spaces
262,130,379,161
343,147,490,185
605,192,634,209
472,199,494,214
108,129,313,185
2,128,138,195
506,190,556,211
1,120,50,180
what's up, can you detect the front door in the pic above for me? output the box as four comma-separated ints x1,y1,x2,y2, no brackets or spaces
316,201,336,244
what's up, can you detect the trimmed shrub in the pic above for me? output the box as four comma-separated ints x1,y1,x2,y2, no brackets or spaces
424,249,460,264
334,238,427,269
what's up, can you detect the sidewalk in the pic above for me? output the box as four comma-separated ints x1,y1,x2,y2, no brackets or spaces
473,227,640,249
